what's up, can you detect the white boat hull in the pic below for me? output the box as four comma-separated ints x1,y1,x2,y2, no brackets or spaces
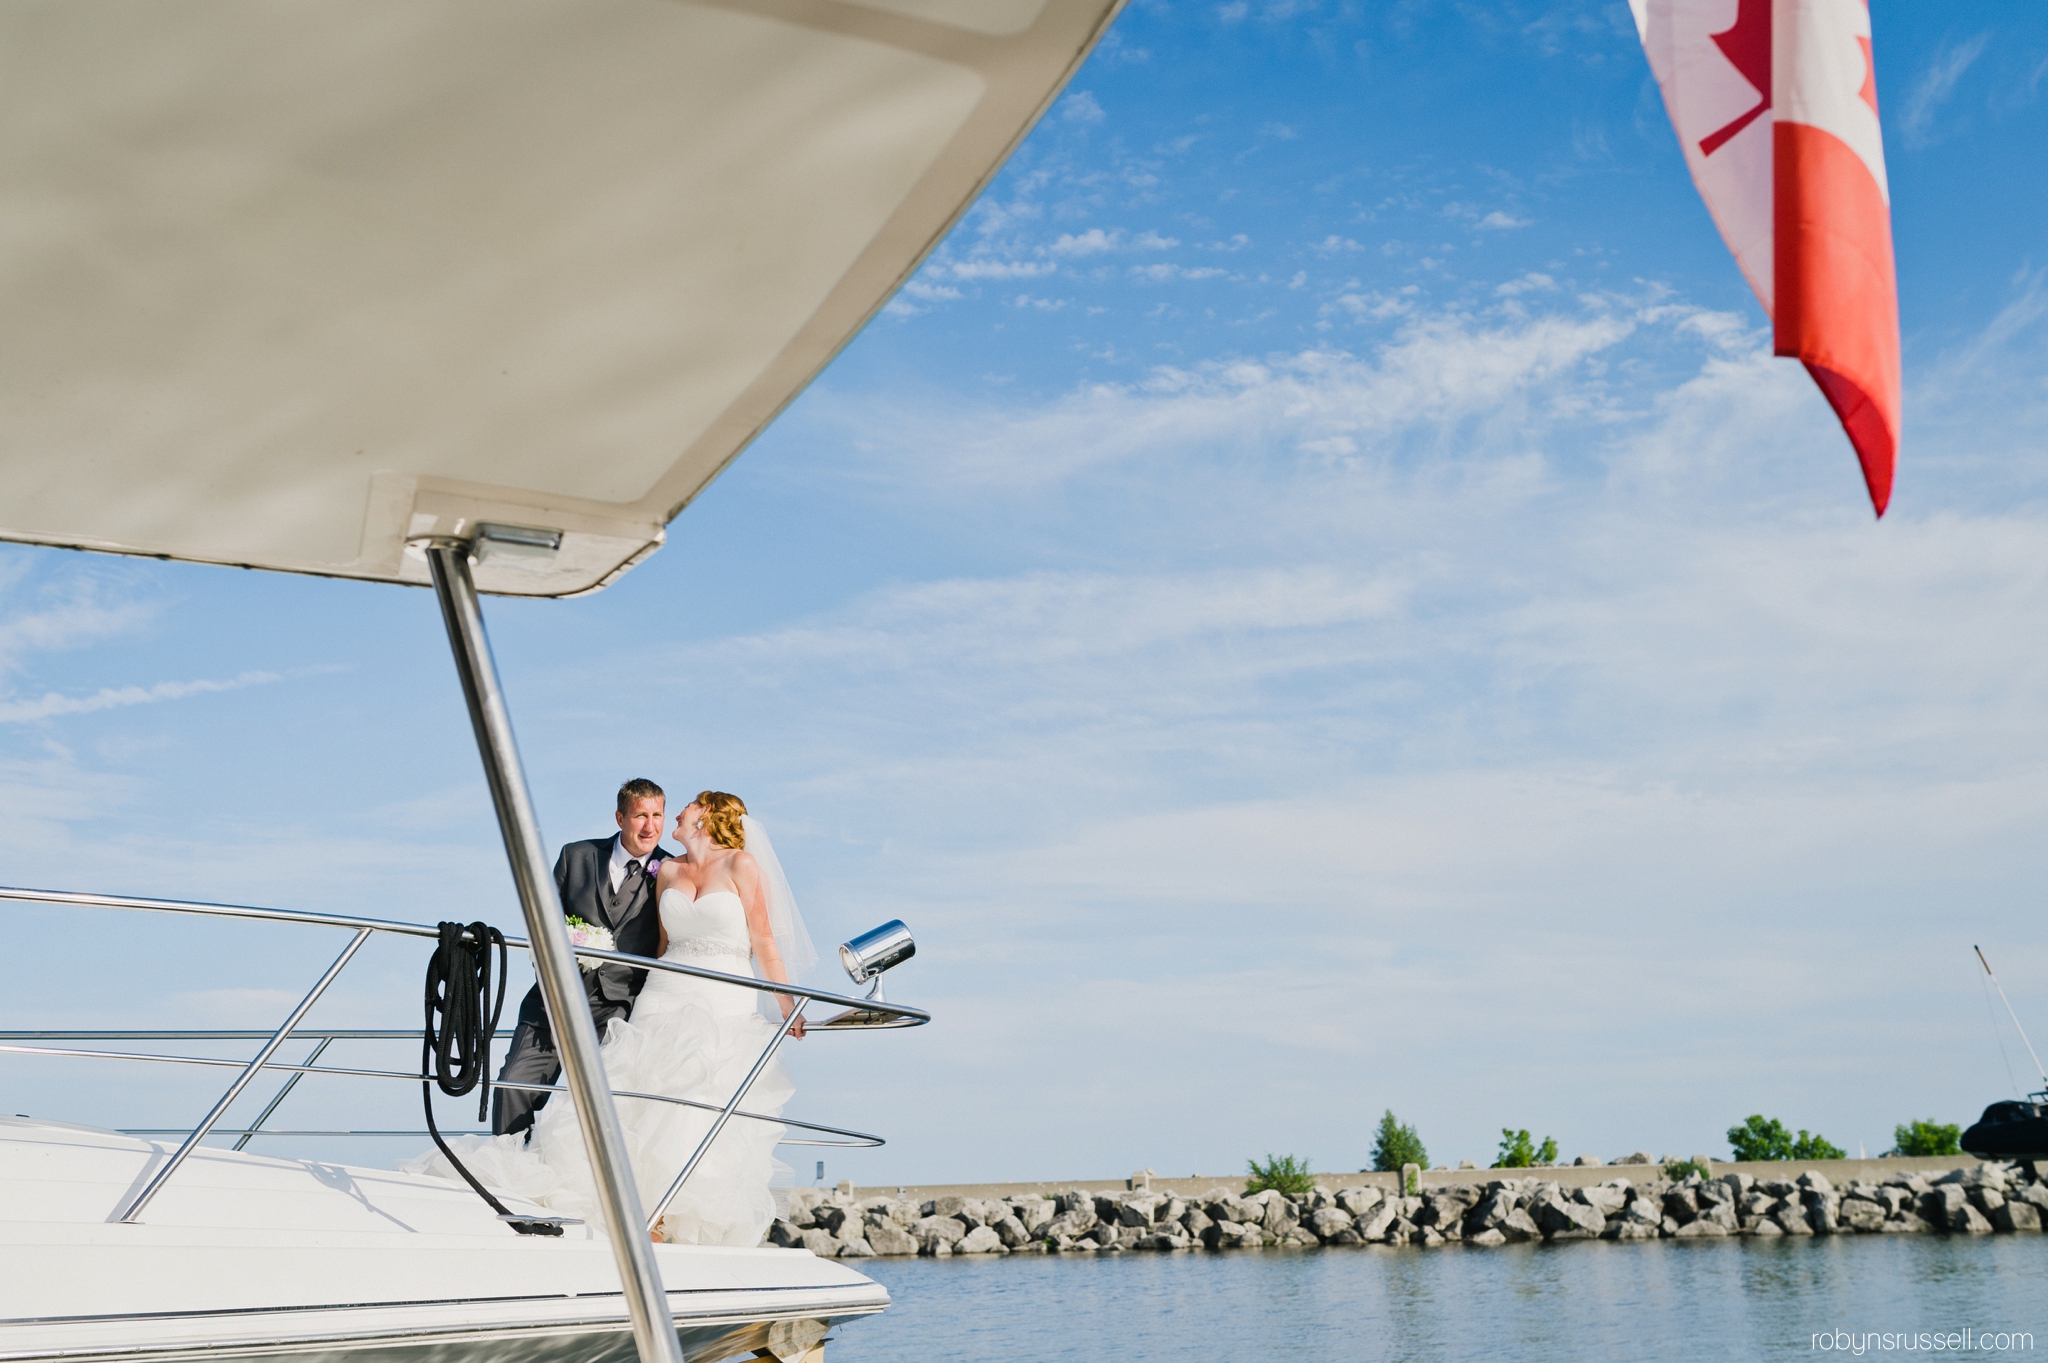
0,1119,884,1362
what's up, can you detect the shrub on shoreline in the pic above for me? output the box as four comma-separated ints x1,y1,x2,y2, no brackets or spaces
1892,1120,1962,1157
1245,1154,1315,1199
1370,1110,1427,1173
1493,1129,1558,1168
1728,1114,1846,1162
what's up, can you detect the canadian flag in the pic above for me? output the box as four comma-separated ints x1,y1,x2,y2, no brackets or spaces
1632,0,1901,515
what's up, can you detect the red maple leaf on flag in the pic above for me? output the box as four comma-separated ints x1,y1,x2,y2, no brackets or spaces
1700,0,1771,157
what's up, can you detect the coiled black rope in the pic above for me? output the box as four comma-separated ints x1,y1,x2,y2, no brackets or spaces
422,920,560,1236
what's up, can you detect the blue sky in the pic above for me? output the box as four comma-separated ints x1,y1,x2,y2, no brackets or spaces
6,0,2048,1183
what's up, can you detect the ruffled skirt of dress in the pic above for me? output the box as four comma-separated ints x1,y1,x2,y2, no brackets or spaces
401,967,791,1247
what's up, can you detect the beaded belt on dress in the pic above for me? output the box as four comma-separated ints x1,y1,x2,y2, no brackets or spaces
667,937,751,962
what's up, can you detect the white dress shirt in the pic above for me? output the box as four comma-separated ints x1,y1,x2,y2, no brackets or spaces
608,835,655,893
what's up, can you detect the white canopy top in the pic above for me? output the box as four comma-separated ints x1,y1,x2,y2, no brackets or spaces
0,0,1119,595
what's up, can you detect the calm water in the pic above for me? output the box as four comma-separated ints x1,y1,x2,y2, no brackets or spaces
829,1236,2044,1361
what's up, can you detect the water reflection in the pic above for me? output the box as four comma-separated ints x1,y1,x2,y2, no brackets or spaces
835,1237,2044,1361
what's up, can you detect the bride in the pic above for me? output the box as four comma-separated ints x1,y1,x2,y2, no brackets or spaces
405,791,814,1246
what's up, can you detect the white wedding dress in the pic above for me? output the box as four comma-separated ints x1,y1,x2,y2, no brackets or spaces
404,888,793,1246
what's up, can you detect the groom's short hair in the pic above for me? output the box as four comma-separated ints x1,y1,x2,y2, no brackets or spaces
617,778,664,814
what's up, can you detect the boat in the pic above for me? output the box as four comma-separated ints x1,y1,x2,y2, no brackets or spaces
0,1,1124,1359
1960,947,2048,1161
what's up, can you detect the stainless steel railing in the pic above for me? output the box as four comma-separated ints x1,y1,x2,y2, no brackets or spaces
0,885,926,1229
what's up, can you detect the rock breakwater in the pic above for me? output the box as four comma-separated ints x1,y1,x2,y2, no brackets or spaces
770,1160,2048,1257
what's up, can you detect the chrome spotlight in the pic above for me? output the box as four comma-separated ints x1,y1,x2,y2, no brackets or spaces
839,920,914,1001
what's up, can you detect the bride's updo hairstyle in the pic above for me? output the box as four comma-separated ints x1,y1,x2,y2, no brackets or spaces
695,791,747,849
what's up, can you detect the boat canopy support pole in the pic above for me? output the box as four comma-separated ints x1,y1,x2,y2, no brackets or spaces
111,929,370,1224
426,541,685,1363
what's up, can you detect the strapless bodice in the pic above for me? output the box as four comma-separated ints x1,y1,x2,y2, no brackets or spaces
658,888,751,964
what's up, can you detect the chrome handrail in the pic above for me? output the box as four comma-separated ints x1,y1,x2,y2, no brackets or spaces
0,1042,883,1147
0,881,922,1232
0,885,930,1026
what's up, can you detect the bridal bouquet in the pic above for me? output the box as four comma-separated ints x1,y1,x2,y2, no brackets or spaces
564,916,614,971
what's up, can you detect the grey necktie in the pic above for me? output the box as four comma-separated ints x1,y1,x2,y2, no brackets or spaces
624,858,643,887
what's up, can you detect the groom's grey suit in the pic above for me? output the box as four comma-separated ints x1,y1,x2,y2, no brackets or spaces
491,835,672,1137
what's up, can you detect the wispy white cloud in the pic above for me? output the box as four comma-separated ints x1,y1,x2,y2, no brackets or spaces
1903,32,1991,148
1047,228,1120,257
1058,90,1106,124
0,671,282,723
1129,263,1228,282
943,258,1058,281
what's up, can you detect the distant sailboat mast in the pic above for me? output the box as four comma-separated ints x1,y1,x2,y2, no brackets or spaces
1976,945,2048,1097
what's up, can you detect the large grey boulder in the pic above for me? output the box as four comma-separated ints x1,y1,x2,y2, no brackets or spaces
812,1205,852,1235
1950,1203,1995,1235
925,1195,970,1220
1534,1193,1604,1238
1212,1196,1262,1225
1182,1207,1214,1237
1011,1198,1055,1233
1337,1186,1384,1216
866,1222,918,1256
992,1215,1032,1248
1661,1187,1698,1223
1580,1185,1628,1218
799,1229,840,1256
836,1236,877,1258
1840,1197,1887,1233
1501,1208,1543,1242
910,1215,967,1249
1211,1220,1259,1249
1771,1207,1814,1236
1739,1192,1780,1227
1992,1201,2042,1233
1797,1171,1834,1197
1046,1203,1098,1237
1619,1195,1664,1227
1573,1155,1604,1167
1355,1203,1400,1241
1673,1218,1728,1238
957,1225,1006,1254
1745,1218,1783,1237
1923,1186,1969,1226
1308,1208,1354,1241
1605,1220,1661,1240
1118,1195,1163,1228
767,1219,806,1248
1465,1192,1514,1234
1612,1151,1655,1166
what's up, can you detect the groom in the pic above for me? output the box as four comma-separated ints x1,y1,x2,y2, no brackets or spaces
491,778,673,1138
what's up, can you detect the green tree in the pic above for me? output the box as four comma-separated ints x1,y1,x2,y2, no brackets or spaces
1493,1128,1557,1168
1245,1154,1315,1199
1790,1130,1845,1161
1663,1158,1710,1181
1494,1129,1534,1167
1727,1115,1793,1161
1728,1114,1844,1162
1371,1110,1428,1173
1892,1120,1962,1157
